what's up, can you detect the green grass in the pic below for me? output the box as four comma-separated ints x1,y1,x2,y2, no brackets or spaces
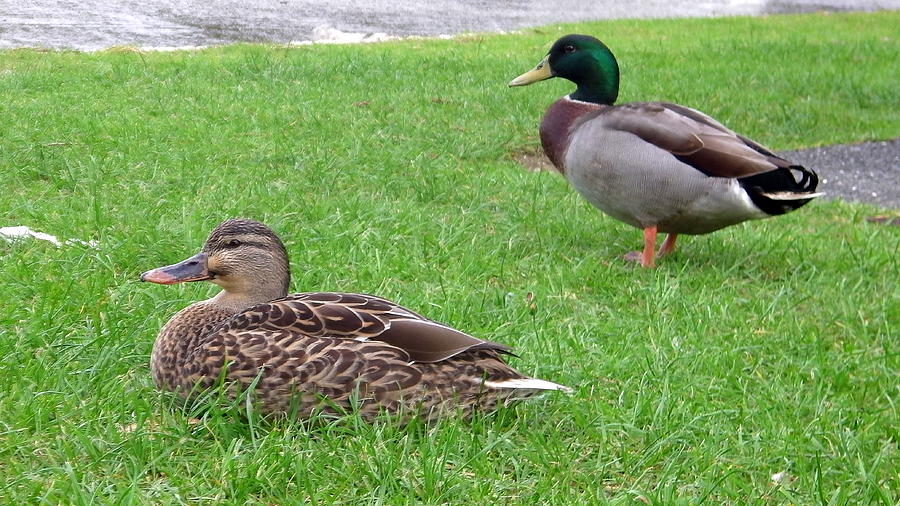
1,11,898,504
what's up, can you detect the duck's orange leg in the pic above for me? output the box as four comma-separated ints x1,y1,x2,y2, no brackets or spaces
625,226,658,267
640,226,658,267
657,233,678,258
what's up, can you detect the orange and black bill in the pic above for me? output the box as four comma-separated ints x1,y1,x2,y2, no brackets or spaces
140,252,212,284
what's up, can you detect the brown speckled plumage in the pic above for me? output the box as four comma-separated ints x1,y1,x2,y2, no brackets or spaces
142,219,570,421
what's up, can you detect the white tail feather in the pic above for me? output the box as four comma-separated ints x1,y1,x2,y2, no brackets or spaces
484,378,573,394
761,191,825,200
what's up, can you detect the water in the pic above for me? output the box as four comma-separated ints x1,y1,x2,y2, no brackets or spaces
1,0,894,51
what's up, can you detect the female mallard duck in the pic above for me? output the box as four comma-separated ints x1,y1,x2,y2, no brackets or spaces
509,34,822,267
140,218,570,421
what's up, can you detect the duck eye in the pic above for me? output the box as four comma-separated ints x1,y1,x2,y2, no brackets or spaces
225,239,241,248
564,45,576,53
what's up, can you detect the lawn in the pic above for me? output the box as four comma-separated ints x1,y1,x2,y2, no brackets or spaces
0,11,897,504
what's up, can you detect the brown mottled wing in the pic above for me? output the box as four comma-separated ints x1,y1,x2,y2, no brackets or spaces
603,102,791,178
278,338,424,399
214,292,512,364
182,323,426,416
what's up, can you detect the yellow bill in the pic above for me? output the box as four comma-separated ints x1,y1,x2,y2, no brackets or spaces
508,55,553,87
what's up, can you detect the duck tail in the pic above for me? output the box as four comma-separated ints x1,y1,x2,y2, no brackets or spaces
739,164,823,215
484,377,574,394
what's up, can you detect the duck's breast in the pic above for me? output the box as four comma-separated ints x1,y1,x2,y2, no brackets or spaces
539,97,604,173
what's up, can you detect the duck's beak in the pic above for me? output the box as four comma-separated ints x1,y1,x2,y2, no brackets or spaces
508,55,553,87
140,251,212,284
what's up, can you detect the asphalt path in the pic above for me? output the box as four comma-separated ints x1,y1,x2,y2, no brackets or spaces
779,140,899,209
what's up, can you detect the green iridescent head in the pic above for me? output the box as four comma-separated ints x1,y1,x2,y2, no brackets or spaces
509,34,620,105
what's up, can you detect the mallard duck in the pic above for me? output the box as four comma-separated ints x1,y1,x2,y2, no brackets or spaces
140,218,571,421
509,34,822,267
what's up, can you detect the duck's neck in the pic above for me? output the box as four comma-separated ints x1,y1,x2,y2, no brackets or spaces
567,46,619,105
539,97,605,173
209,270,290,312
210,289,277,314
570,80,617,105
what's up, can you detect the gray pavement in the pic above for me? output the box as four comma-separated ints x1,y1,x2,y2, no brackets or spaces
779,140,900,209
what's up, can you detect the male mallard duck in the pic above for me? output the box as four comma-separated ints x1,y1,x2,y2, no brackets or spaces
140,218,570,421
509,34,822,267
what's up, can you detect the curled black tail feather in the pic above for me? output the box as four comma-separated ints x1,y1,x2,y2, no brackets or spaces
739,164,820,216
